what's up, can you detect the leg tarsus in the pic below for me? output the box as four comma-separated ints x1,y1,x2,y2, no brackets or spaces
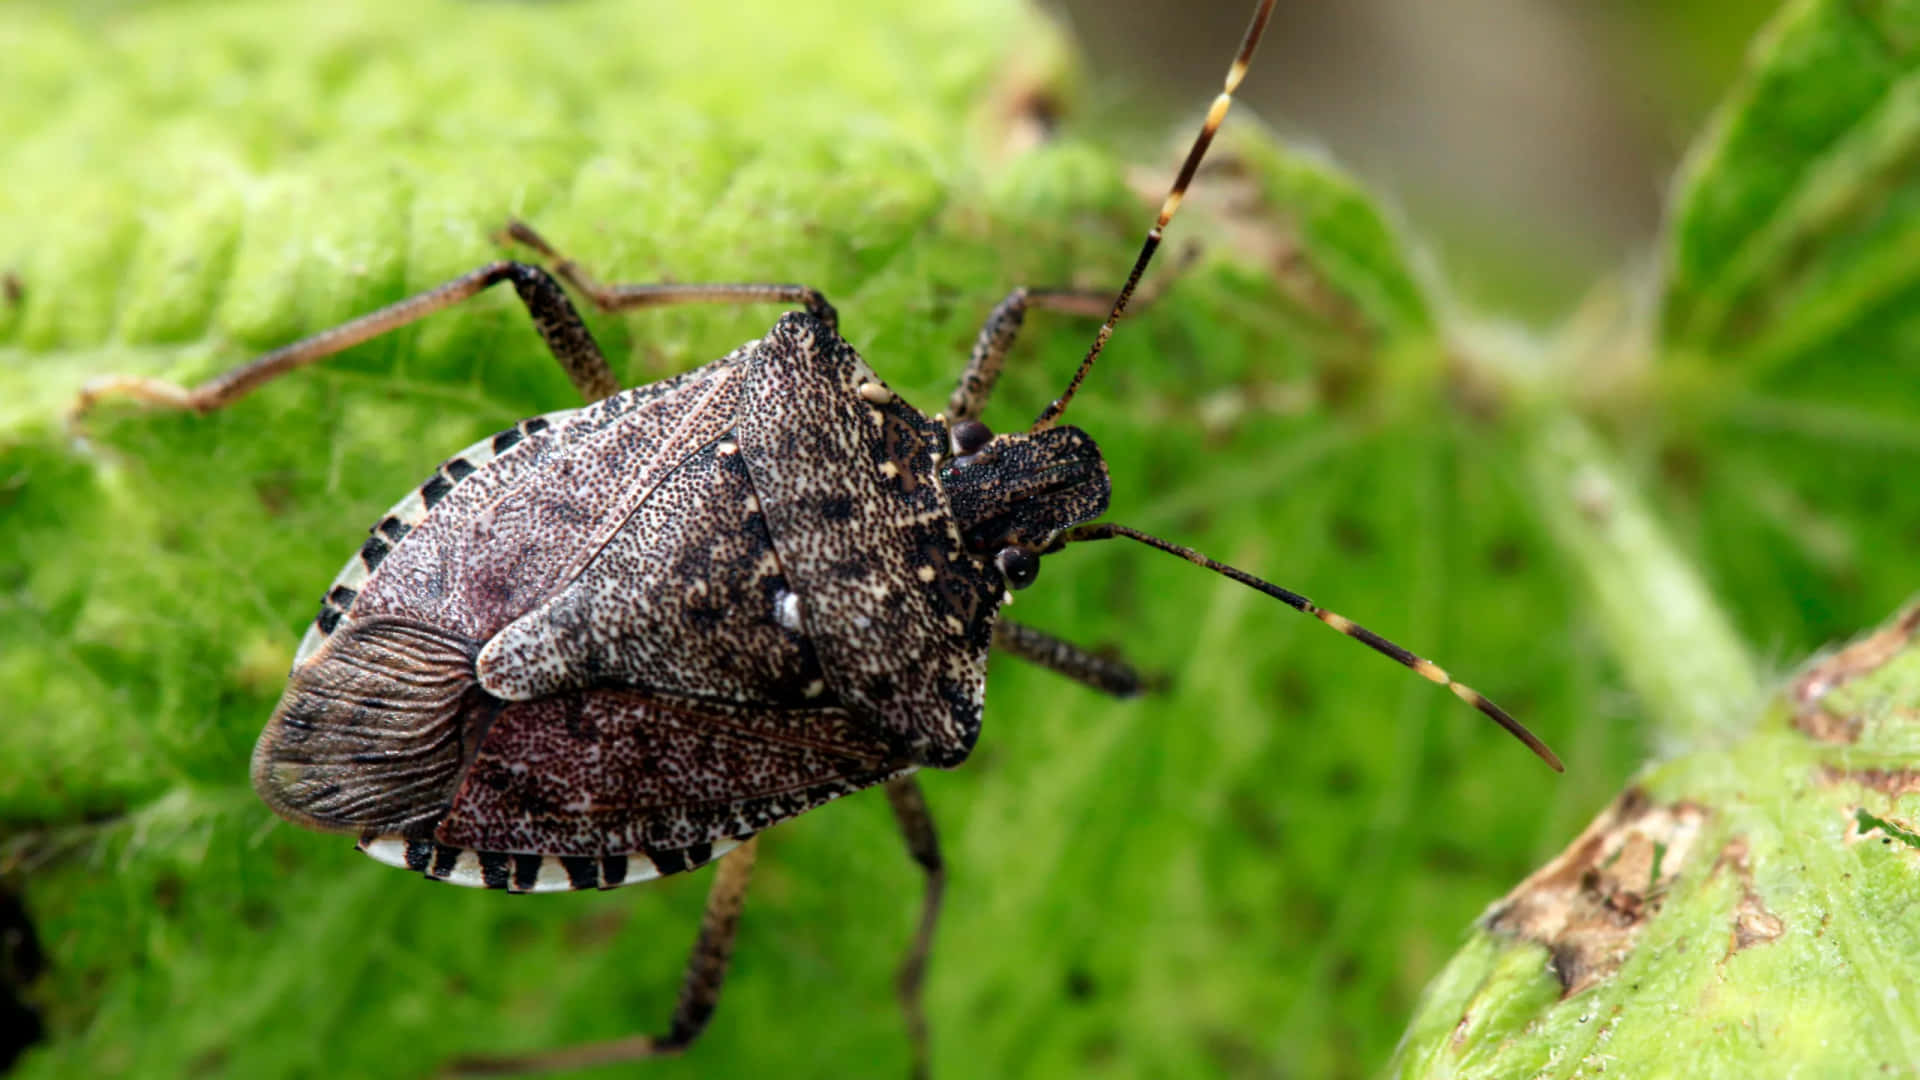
70,259,619,425
884,776,944,1080
440,837,760,1078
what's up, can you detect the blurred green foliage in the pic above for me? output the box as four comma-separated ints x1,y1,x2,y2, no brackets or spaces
0,1,1915,1078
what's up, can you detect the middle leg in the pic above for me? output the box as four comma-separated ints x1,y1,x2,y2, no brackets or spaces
442,837,760,1077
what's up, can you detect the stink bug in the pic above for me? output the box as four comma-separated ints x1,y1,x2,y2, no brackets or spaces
71,1,1560,1074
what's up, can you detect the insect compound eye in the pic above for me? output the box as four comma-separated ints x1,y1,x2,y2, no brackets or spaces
950,419,993,457
995,546,1040,590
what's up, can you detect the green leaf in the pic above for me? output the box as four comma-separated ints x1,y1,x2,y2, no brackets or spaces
0,3,1634,1078
5,0,1914,1078
1662,0,1920,376
1387,1,1920,1072
1393,605,1920,1078
1647,0,1920,677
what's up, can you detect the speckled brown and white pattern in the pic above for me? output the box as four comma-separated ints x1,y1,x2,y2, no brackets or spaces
739,314,1003,767
291,409,572,669
348,351,752,642
438,689,910,858
474,429,829,707
253,316,1007,883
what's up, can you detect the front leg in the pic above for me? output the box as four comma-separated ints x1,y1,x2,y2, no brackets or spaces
993,618,1155,698
71,222,844,423
947,287,1111,426
73,260,623,418
946,247,1199,428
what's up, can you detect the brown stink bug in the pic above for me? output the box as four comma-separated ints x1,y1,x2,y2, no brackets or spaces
71,1,1560,1074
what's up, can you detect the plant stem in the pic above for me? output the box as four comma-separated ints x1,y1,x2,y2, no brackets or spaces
1526,412,1760,747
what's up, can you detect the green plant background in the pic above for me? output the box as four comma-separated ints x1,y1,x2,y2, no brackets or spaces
2,1,1916,1077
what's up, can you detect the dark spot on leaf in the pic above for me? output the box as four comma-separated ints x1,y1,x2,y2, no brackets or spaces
186,1045,228,1078
1658,441,1705,496
564,908,628,948
1330,952,1361,987
1323,761,1360,795
239,900,275,931
1227,789,1284,851
1273,668,1314,713
1064,966,1097,1002
1330,514,1373,555
1488,537,1526,575
0,889,46,1071
252,473,297,517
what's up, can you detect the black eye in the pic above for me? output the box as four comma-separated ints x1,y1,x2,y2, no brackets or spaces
951,419,992,457
995,546,1040,590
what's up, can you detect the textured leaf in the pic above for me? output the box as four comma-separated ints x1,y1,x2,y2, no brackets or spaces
1650,0,1920,691
6,1,1912,1079
0,3,1631,1077
1394,606,1920,1078
1662,0,1920,376
1386,1,1920,1073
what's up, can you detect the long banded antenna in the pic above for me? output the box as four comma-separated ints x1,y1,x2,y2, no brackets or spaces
1031,0,1278,432
1059,523,1564,771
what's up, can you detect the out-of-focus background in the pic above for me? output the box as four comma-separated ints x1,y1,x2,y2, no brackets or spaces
1056,0,1767,317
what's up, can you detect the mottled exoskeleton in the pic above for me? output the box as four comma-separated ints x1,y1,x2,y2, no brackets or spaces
71,1,1560,1075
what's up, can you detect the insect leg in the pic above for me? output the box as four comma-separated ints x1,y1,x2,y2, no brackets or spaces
884,775,944,1080
946,288,1112,423
442,837,760,1078
946,251,1199,424
502,220,842,335
993,618,1154,699
73,260,622,423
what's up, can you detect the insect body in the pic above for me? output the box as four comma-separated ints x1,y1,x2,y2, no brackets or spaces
258,312,1018,886
72,1,1558,1074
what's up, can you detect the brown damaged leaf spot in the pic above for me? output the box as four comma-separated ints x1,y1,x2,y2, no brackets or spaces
1483,787,1708,997
1711,836,1784,957
977,39,1065,163
1790,604,1920,743
1817,764,1920,799
1842,806,1920,852
1448,1011,1472,1052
